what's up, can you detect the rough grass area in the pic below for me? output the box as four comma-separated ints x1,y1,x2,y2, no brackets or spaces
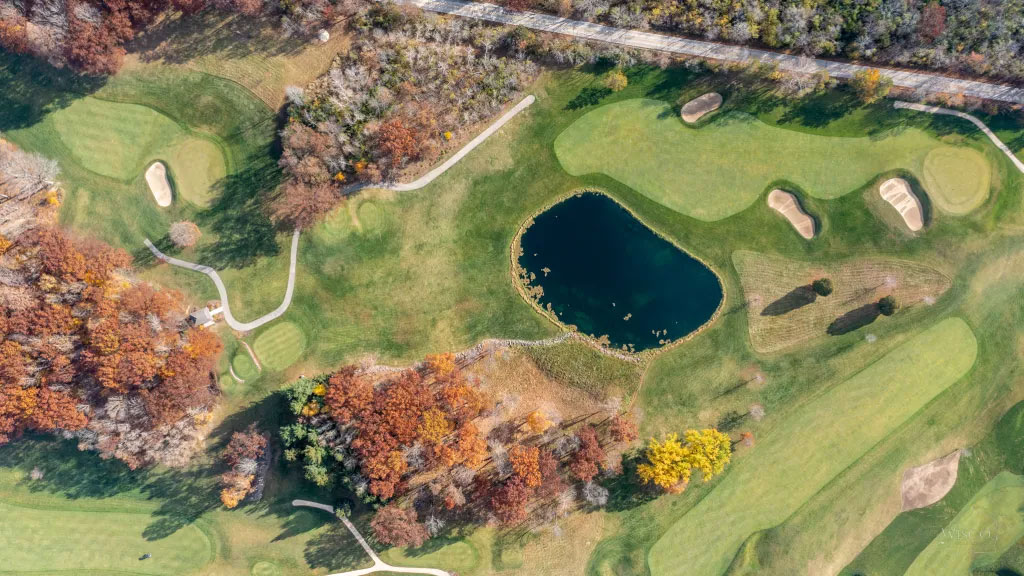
554,98,991,221
648,318,977,576
922,145,992,214
733,250,952,353
521,340,642,400
905,471,1024,576
253,322,307,372
126,12,351,109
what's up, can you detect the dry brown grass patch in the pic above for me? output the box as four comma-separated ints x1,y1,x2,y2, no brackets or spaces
733,250,952,353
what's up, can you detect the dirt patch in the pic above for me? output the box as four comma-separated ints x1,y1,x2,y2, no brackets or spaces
767,189,815,239
145,161,172,207
680,92,722,124
734,251,951,353
879,178,924,231
464,347,606,427
901,450,962,511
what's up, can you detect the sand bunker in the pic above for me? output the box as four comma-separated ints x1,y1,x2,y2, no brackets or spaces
880,178,924,231
681,92,722,124
767,189,815,239
901,450,962,511
145,162,172,207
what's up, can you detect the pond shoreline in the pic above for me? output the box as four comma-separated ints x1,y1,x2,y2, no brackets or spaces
509,188,726,361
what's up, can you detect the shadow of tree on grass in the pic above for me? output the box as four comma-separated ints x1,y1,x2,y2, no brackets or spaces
827,303,881,335
761,285,817,316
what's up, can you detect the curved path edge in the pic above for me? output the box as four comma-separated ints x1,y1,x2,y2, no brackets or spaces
351,94,536,193
893,101,1024,174
144,228,300,332
292,500,451,576
395,0,1024,105
144,94,535,332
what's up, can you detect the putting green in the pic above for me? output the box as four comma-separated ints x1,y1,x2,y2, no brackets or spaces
554,99,986,221
232,351,260,381
0,499,213,574
51,97,225,205
253,322,307,372
922,146,991,214
648,317,977,576
251,560,283,575
905,472,1024,576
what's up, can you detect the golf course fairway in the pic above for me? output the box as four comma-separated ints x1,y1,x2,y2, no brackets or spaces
648,317,977,576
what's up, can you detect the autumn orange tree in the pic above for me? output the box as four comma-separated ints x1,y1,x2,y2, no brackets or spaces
0,226,223,467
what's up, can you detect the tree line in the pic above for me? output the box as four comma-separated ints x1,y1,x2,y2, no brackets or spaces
280,351,734,547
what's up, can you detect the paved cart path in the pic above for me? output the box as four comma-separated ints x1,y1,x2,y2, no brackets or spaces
396,0,1024,105
144,95,535,331
293,500,450,576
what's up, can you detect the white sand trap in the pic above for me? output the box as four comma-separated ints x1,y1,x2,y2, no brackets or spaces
880,178,924,231
901,450,962,511
681,92,723,124
145,162,172,207
767,189,815,239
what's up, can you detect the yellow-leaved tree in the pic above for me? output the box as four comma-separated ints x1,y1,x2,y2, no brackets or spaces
637,433,692,491
682,428,732,481
637,429,732,492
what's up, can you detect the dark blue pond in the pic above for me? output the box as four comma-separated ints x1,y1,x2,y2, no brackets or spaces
517,192,723,352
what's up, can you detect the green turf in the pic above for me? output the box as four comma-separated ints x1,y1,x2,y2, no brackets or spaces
232,350,260,381
554,98,989,221
922,145,992,214
253,322,307,372
0,499,213,574
904,472,1024,576
647,317,977,576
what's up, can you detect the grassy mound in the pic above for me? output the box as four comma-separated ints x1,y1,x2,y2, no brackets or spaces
733,250,952,353
232,350,260,381
923,145,991,214
905,472,1024,576
554,98,985,221
253,322,307,372
648,317,977,576
0,500,213,574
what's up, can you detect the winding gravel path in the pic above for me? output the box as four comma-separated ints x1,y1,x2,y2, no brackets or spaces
144,95,535,332
893,101,1024,174
293,500,450,576
144,228,300,332
395,0,1024,105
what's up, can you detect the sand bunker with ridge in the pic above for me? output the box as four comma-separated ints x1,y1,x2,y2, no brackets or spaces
145,162,172,207
901,450,962,511
681,92,722,124
880,178,924,231
767,189,815,239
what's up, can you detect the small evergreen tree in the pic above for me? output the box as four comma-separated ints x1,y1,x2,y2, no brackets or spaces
812,278,833,297
878,295,899,316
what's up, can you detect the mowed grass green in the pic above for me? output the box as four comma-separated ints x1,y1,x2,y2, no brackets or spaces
648,317,978,576
554,98,988,221
0,500,213,574
49,97,225,206
232,350,260,381
904,471,1024,576
922,146,991,214
253,322,307,372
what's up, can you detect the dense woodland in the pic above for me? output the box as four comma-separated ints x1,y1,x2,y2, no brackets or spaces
511,0,1024,81
281,353,731,543
273,6,539,226
0,0,357,75
0,140,222,468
